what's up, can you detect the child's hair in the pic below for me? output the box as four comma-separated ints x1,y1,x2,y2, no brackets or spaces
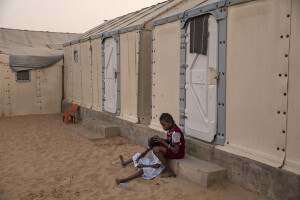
149,137,161,148
159,113,175,127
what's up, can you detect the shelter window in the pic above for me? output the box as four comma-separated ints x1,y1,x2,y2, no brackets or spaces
16,70,31,82
74,50,78,63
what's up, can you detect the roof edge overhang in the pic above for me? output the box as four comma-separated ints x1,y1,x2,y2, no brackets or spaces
151,0,255,28
63,24,143,47
225,0,253,6
151,0,254,27
62,0,256,47
151,1,227,27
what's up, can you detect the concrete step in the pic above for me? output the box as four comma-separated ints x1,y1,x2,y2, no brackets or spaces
82,118,119,138
168,155,226,188
72,127,104,141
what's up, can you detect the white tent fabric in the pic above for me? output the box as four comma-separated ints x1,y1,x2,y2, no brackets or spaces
0,28,80,71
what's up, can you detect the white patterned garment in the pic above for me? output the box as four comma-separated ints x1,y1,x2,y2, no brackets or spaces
132,151,165,180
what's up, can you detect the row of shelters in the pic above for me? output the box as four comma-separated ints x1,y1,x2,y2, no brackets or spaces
0,28,79,116
61,0,299,199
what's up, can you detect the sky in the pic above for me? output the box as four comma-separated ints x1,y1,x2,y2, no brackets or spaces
0,0,166,33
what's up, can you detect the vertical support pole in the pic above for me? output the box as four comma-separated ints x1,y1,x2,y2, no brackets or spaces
215,15,227,145
101,38,106,112
36,70,42,114
4,63,10,116
150,27,154,122
89,40,94,108
137,30,141,123
179,23,187,132
70,49,73,103
114,34,121,116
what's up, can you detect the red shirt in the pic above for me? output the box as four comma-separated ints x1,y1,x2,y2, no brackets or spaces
166,124,185,156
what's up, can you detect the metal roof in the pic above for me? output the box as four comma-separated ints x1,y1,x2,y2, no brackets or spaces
154,0,211,20
151,0,221,26
65,0,185,46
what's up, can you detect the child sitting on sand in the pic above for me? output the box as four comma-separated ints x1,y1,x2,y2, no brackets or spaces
116,137,165,184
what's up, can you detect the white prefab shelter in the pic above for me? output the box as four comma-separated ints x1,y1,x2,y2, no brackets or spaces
0,28,79,117
63,0,187,123
151,0,300,175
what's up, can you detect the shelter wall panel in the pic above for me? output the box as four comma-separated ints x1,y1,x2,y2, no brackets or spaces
120,31,139,123
138,30,152,124
283,0,300,175
9,69,38,116
71,44,83,105
0,54,9,63
81,41,93,108
3,64,11,116
150,21,180,131
0,55,9,117
91,38,102,111
0,63,4,116
1,55,11,117
39,63,63,114
63,45,73,102
224,0,290,167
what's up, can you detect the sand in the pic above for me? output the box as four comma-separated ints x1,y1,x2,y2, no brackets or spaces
0,114,268,200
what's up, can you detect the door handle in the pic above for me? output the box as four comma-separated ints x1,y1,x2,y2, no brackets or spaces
215,72,220,80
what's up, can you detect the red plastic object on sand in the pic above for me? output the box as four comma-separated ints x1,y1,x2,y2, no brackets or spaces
63,104,78,124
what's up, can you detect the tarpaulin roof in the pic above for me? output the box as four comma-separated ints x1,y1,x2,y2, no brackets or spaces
0,28,80,71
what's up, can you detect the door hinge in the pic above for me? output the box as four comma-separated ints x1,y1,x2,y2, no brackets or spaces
181,64,188,69
115,72,118,79
181,114,188,119
181,33,188,38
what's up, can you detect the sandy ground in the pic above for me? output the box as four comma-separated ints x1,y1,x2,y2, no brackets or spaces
0,114,268,200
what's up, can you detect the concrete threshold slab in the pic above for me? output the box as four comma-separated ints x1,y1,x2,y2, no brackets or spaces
72,127,104,141
83,118,119,138
169,155,226,188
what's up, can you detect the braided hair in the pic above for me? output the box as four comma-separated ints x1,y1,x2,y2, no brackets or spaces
159,113,175,131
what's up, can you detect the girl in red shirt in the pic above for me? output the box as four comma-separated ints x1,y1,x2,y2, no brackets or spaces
153,113,185,177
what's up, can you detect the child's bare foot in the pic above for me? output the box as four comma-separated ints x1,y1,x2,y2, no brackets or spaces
119,155,125,166
161,170,176,178
115,179,124,184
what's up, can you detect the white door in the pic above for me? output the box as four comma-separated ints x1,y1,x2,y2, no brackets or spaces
104,38,117,114
185,15,218,142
